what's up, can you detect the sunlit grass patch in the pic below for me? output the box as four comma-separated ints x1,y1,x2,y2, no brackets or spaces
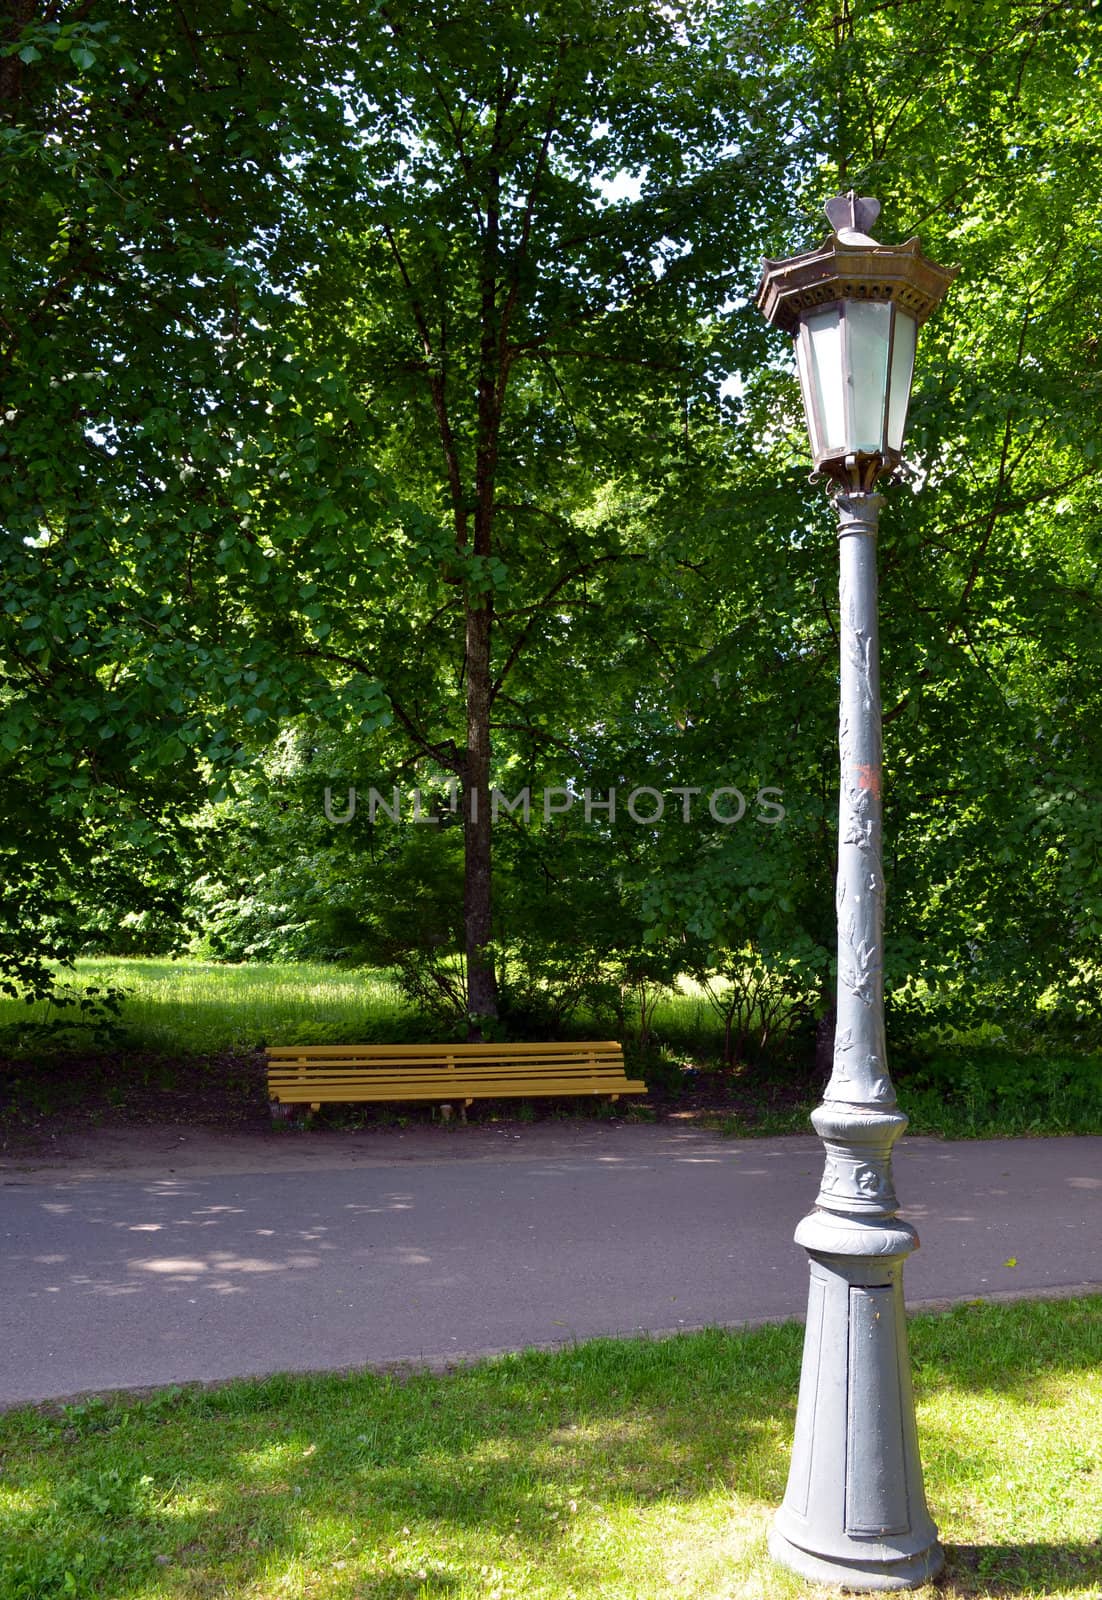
0,957,410,1055
0,1299,1098,1598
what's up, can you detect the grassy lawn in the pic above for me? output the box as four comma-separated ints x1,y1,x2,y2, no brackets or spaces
0,959,411,1056
1,959,1099,1140
0,1297,1099,1600
0,959,722,1056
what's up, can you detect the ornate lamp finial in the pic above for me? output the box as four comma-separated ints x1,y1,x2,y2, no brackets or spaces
824,192,881,243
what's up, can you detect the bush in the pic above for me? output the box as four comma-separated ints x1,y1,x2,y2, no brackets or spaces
898,1047,1102,1136
0,981,128,1057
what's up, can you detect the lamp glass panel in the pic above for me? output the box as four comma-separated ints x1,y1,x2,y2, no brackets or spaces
845,300,892,451
886,311,917,452
804,308,846,454
794,323,821,457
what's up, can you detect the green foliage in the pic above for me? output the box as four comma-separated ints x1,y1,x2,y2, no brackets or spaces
0,979,126,1055
0,2,393,1001
688,946,819,1068
899,1047,1102,1138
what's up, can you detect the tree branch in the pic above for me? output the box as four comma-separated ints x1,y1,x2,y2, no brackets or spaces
380,221,467,544
489,552,643,703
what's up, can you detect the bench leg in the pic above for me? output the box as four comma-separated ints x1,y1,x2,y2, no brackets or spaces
270,1101,295,1126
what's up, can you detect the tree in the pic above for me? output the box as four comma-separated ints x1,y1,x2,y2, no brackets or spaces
278,0,798,1027
717,0,1102,1039
0,1,393,997
576,0,1102,1052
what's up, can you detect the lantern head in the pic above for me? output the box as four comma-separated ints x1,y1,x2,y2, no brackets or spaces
756,194,957,491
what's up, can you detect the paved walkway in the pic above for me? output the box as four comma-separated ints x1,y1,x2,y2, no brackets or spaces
1,1126,1099,1406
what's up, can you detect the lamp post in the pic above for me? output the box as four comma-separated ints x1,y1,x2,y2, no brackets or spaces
755,194,956,1591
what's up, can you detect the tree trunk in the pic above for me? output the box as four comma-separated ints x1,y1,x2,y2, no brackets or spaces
462,152,505,1036
463,597,497,1032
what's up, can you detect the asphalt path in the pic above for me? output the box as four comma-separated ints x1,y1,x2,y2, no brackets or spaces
1,1127,1099,1406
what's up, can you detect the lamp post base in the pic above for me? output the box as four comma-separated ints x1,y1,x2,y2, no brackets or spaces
768,1526,944,1592
770,1242,943,1593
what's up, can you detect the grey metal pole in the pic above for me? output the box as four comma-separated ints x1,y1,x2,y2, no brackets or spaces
768,490,944,1591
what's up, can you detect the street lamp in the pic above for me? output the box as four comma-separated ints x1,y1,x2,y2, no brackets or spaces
755,194,956,1591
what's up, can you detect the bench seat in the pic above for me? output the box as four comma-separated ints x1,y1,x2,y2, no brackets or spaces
266,1040,645,1116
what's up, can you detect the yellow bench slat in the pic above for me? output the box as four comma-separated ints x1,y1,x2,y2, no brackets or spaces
265,1042,623,1059
268,1073,642,1088
269,1081,638,1092
267,1068,639,1081
273,1086,646,1102
268,1062,623,1075
267,1060,623,1076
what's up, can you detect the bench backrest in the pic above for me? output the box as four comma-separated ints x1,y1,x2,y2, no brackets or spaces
266,1042,625,1068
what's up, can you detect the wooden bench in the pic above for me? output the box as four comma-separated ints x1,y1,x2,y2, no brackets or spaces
265,1041,645,1120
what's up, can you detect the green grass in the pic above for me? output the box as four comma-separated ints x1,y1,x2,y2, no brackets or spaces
0,960,726,1059
0,1298,1098,1599
0,959,412,1055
